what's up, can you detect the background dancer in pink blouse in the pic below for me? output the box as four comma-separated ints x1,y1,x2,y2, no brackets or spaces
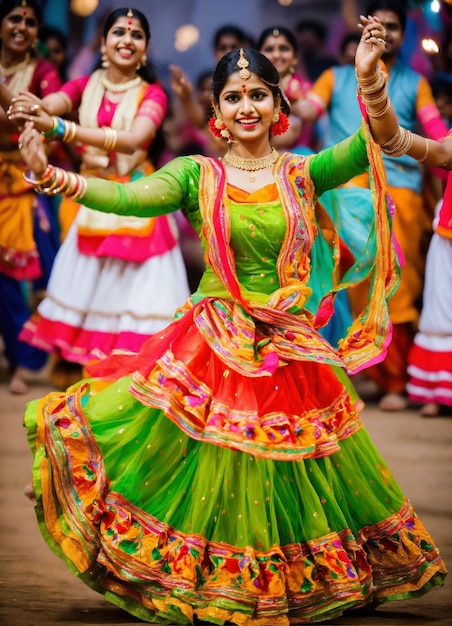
9,8,190,386
257,25,315,153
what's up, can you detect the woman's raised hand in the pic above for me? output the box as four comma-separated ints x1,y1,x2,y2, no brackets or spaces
18,122,49,178
355,15,387,78
168,65,194,101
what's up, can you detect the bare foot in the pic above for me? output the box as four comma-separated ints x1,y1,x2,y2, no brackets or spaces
23,483,36,500
378,392,408,411
420,402,440,417
9,368,29,395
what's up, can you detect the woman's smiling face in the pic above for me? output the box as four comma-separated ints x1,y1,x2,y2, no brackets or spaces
260,34,296,78
103,15,148,69
218,71,276,143
1,6,39,57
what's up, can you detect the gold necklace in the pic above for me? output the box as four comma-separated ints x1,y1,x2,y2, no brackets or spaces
0,52,30,78
101,74,142,93
222,147,279,182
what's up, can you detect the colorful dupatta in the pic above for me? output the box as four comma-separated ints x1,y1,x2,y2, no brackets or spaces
191,123,399,375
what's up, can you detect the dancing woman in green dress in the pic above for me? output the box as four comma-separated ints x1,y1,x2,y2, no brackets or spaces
18,16,447,625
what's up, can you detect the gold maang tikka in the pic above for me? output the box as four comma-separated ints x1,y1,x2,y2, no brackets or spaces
127,8,134,17
236,48,251,80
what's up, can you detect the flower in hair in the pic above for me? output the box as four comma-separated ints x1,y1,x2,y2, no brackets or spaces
270,112,290,136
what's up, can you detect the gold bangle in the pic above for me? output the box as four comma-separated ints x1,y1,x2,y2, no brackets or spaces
416,138,430,163
109,127,118,152
52,171,71,194
62,120,77,143
356,68,385,89
367,98,391,119
102,126,118,152
362,89,388,109
357,69,387,96
33,166,87,199
66,171,87,200
102,126,111,151
380,125,413,157
39,167,64,194
61,170,75,196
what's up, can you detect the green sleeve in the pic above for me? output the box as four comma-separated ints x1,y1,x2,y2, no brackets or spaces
309,128,369,197
80,156,201,218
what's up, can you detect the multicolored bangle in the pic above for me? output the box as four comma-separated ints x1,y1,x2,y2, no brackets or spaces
23,165,87,200
42,116,78,144
42,116,65,140
23,165,54,185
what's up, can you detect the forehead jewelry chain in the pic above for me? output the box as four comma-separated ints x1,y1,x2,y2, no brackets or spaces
236,48,251,81
223,147,279,182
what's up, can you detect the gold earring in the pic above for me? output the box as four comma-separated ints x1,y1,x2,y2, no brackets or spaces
272,110,280,123
101,47,109,69
214,113,225,129
214,110,232,140
136,54,147,70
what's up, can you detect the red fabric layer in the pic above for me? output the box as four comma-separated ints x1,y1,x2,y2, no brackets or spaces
87,303,360,460
20,315,151,364
0,256,41,280
408,343,452,406
409,343,452,375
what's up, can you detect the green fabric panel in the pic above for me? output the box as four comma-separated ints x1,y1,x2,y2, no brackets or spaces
85,377,403,551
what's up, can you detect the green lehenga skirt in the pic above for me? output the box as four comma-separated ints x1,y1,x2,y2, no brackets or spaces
25,323,447,625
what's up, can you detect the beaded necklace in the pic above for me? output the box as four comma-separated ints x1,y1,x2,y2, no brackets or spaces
101,74,142,93
222,147,279,182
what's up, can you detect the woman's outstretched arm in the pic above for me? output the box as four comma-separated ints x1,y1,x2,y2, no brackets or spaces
355,14,452,170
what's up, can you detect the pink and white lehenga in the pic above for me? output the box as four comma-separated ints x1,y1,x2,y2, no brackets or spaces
20,70,190,363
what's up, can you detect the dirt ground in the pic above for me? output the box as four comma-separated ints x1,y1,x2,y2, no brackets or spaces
0,365,451,626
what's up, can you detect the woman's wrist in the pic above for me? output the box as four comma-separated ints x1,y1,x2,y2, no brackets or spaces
356,69,374,81
24,165,54,185
23,164,87,200
356,67,389,119
42,116,77,143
